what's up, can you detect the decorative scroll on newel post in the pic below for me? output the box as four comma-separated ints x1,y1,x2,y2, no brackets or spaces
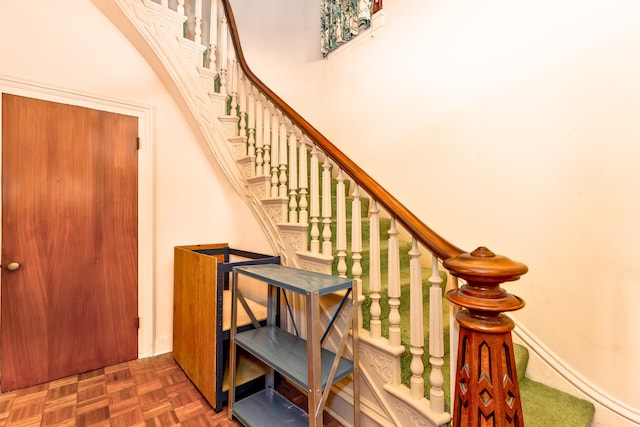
444,246,528,427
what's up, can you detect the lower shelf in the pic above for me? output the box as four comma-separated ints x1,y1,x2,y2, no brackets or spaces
222,351,266,392
233,388,308,427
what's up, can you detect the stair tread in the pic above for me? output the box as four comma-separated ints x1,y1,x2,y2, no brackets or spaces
520,377,595,427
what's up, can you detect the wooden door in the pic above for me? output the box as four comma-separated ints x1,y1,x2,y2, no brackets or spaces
1,94,138,391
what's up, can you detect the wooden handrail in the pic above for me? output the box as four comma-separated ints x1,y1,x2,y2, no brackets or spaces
221,0,463,261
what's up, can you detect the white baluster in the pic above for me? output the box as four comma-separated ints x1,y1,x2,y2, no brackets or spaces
321,156,333,256
409,239,425,399
208,0,217,71
288,128,299,223
270,110,280,197
429,254,445,412
298,138,309,224
278,119,288,199
177,0,185,16
388,217,401,349
219,14,228,94
238,75,247,144
194,0,202,44
262,102,271,176
351,184,363,330
369,200,382,339
230,59,238,119
309,146,320,253
160,0,168,8
336,168,347,277
255,95,264,176
247,87,256,173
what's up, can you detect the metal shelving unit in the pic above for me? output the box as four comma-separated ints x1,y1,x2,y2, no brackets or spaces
229,264,360,427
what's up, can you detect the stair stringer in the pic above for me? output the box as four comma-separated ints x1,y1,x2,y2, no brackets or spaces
90,0,354,273
90,0,288,261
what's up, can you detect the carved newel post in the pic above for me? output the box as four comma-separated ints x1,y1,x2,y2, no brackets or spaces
445,246,528,427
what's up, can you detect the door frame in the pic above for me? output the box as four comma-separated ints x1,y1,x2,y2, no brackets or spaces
0,76,155,358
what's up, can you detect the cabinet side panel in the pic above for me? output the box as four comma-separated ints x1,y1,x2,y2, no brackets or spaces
173,245,223,405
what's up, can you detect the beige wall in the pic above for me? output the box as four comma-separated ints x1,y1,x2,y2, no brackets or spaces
0,0,270,355
231,0,640,410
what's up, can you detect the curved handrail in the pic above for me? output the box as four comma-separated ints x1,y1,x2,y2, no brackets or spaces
221,0,463,261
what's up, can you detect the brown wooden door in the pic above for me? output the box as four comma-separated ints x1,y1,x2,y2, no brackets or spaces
1,94,138,391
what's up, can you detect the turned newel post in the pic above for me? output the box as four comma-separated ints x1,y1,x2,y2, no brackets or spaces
445,246,528,427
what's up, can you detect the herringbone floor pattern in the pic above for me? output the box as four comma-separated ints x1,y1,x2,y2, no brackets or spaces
0,353,343,427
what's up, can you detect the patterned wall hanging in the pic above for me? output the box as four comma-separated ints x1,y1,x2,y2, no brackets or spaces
321,0,373,56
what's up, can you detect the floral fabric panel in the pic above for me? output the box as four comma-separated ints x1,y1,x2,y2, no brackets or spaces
321,0,373,56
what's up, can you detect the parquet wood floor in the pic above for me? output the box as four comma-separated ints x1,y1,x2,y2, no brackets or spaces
0,353,238,427
0,353,343,427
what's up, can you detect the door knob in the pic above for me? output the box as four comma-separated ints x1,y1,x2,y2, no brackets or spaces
6,262,20,271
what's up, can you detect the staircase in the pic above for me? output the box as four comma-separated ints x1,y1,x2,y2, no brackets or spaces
90,0,597,425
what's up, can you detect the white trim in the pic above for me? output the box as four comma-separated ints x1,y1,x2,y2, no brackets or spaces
513,321,640,425
0,75,155,359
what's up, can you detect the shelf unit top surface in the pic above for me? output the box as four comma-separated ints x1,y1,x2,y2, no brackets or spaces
233,264,353,295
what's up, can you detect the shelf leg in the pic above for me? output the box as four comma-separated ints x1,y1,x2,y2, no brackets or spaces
228,269,239,421
306,290,322,427
352,280,361,426
265,284,277,389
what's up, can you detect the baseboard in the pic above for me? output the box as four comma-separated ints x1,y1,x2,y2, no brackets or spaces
154,335,173,356
513,322,640,426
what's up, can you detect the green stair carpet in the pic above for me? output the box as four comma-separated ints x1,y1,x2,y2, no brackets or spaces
514,345,595,426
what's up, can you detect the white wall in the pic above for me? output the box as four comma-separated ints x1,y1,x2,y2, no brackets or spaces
230,0,640,410
0,0,270,355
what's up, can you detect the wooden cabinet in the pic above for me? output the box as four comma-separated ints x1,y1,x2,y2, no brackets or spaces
173,243,280,411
